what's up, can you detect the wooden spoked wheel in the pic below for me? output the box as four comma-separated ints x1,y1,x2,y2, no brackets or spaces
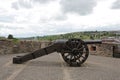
61,38,89,66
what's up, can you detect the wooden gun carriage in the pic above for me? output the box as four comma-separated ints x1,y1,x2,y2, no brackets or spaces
13,38,102,66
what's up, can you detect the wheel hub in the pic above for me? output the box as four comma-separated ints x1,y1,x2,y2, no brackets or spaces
72,48,79,56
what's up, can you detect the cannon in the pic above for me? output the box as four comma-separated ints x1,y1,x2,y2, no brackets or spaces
13,38,102,66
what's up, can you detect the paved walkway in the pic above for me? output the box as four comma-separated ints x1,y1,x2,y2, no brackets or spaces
0,53,120,80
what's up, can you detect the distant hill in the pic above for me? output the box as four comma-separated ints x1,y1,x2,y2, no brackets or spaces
19,31,120,41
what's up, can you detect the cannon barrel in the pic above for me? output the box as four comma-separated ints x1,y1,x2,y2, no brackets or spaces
13,38,102,66
84,40,102,44
13,44,60,64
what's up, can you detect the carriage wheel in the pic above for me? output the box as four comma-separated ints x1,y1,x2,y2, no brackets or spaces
61,38,89,66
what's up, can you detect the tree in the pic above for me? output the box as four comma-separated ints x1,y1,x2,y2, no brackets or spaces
7,34,14,39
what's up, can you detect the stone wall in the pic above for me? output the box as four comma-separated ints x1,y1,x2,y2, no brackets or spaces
0,39,119,57
89,43,119,57
0,40,50,54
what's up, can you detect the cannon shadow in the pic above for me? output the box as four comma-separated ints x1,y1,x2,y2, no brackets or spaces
27,60,89,68
27,60,62,67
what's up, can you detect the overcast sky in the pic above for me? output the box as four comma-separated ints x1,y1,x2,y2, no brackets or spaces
0,0,120,37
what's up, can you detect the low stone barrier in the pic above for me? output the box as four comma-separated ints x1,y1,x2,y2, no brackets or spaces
0,39,119,57
0,40,51,54
89,44,113,57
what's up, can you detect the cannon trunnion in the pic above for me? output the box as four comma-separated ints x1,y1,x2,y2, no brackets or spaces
13,38,102,67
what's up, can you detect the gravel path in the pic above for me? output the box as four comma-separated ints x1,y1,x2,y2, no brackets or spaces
0,53,120,80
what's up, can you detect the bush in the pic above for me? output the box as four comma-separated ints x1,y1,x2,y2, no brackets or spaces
7,34,14,39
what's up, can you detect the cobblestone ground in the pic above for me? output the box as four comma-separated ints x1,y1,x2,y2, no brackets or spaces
0,53,120,80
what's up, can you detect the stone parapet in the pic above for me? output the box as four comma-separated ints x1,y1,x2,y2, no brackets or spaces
0,40,50,54
89,43,120,57
0,40,119,57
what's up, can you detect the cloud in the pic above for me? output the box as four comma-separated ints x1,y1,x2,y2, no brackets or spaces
0,22,120,38
0,24,25,37
60,0,97,15
111,0,120,9
11,0,55,10
0,25,23,30
11,2,19,10
0,15,15,23
96,24,120,31
10,0,63,24
12,0,32,10
53,13,67,21
32,0,54,4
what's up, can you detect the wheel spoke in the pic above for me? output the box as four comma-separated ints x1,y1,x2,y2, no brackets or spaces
65,53,70,58
77,42,81,49
81,56,85,59
71,42,74,49
78,46,84,50
65,44,72,50
69,55,73,61
79,51,87,53
77,59,82,64
68,55,71,63
76,55,80,58
75,41,78,48
63,51,72,53
73,55,78,61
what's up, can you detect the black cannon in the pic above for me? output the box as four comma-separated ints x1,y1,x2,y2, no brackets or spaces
13,38,102,66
